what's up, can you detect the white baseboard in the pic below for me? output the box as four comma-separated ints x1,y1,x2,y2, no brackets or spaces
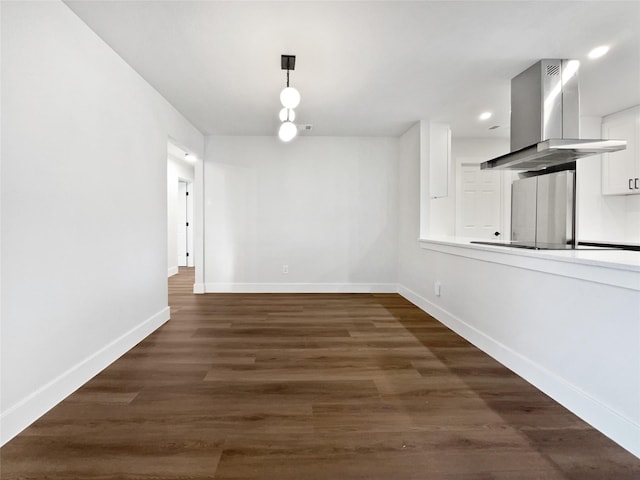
167,266,179,277
396,284,640,459
0,307,170,447
204,282,397,293
193,283,205,294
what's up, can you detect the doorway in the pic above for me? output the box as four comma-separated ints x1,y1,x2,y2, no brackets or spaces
167,141,195,277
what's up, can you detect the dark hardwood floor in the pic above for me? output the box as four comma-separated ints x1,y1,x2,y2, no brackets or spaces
2,267,639,479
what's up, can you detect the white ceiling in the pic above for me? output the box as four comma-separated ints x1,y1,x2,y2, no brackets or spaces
64,1,640,138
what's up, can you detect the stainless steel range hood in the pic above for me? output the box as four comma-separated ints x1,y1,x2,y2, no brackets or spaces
481,59,626,171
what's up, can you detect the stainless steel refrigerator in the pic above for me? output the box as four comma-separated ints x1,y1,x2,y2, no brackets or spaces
511,170,575,249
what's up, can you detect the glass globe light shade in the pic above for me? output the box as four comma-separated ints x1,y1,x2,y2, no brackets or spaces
280,87,301,109
279,108,295,122
278,121,298,142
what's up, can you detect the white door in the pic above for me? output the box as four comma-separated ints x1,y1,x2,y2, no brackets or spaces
186,181,194,267
456,164,503,239
177,181,188,266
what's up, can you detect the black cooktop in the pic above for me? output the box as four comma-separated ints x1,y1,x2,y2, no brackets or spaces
469,241,639,251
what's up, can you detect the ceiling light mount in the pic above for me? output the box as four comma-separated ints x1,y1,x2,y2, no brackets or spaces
281,55,296,72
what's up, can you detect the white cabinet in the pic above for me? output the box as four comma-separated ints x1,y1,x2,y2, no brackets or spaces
429,123,451,198
601,106,640,195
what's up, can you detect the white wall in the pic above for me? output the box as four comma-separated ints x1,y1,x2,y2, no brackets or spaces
578,113,640,244
397,125,640,457
1,1,203,445
398,124,423,282
202,136,398,292
167,155,195,275
452,137,510,161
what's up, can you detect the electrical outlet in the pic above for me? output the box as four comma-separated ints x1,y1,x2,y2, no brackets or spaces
434,281,442,297
282,265,289,274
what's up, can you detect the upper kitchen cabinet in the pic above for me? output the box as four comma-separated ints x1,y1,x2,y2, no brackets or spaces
429,123,451,199
601,106,640,195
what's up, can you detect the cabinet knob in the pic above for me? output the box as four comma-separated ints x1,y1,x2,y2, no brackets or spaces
630,178,634,190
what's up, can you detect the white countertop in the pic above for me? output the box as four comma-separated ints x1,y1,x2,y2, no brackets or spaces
420,236,640,270
419,237,640,291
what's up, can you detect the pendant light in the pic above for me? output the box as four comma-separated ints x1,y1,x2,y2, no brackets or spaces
278,55,299,142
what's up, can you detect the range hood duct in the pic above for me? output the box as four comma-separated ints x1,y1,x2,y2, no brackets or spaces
481,59,626,171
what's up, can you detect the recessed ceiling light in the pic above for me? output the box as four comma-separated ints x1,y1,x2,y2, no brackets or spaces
588,45,609,59
479,112,492,121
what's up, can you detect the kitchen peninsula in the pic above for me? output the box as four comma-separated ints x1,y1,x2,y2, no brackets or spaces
398,122,640,459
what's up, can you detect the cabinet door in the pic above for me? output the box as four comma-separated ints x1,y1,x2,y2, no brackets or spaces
429,124,451,198
602,110,639,195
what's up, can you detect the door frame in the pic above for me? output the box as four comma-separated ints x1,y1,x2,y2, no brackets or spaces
167,137,199,283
